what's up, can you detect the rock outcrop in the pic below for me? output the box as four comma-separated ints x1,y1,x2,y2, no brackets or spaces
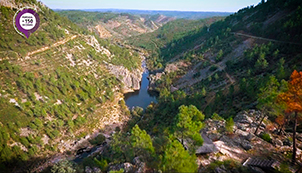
107,157,145,173
107,63,143,93
148,61,187,91
148,72,163,91
199,109,302,172
85,35,112,57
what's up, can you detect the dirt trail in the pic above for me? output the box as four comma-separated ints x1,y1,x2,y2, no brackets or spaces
232,32,302,45
26,35,78,57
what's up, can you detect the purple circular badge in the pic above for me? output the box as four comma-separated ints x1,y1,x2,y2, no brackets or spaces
14,8,40,38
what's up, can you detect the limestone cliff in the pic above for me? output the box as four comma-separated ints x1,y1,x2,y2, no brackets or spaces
107,63,143,93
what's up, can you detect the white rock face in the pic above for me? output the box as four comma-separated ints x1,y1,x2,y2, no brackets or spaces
65,53,76,67
9,98,20,107
85,35,112,57
107,63,143,93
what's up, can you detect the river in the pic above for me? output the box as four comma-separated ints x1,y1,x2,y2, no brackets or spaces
72,68,157,163
50,62,158,167
124,65,157,109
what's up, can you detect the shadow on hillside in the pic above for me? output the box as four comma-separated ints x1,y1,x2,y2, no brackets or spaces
0,155,51,173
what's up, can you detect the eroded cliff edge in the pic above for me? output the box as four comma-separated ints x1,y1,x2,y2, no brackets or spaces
106,57,144,93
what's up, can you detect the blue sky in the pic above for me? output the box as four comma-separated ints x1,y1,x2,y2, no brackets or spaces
40,0,261,12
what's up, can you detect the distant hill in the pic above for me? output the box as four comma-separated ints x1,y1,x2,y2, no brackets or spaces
78,9,232,20
127,16,226,69
56,10,176,39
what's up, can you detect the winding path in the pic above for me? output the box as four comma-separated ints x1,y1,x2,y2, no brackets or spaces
26,35,78,57
232,32,302,45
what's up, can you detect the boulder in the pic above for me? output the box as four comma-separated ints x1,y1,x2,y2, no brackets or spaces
237,124,247,131
272,138,283,147
248,109,256,115
235,129,249,137
232,136,242,146
214,165,228,173
283,138,292,146
86,166,101,173
108,163,133,173
133,157,146,173
135,162,146,173
208,133,222,141
124,163,134,173
133,157,142,165
241,140,253,151
245,133,254,141
249,166,266,173
85,166,92,173
234,113,253,124
93,167,102,173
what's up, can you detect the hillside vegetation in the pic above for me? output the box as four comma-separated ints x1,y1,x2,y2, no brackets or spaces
2,0,302,172
57,10,175,39
127,16,225,70
77,0,302,172
0,0,142,171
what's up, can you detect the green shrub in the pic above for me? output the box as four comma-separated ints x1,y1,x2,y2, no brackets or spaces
50,160,78,173
278,162,291,173
89,134,105,145
20,137,30,148
225,117,234,133
29,123,37,130
94,157,108,172
211,113,224,121
28,148,35,157
67,120,75,129
209,65,218,71
19,153,29,161
261,133,272,143
34,118,43,128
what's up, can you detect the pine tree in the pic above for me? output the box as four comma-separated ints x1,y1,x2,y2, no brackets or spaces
175,105,204,146
130,124,155,156
277,58,286,79
255,53,268,71
161,140,197,172
201,87,207,97
255,75,281,135
214,73,219,80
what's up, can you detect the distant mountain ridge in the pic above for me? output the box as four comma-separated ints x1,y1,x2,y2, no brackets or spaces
57,10,176,39
55,9,232,20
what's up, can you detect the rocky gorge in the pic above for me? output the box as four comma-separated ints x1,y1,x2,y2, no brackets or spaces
107,62,144,93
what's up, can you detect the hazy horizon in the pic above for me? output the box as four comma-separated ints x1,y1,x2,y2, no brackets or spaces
54,8,234,13
40,0,262,12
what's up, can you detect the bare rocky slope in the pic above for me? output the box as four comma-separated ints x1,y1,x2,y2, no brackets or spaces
57,11,176,39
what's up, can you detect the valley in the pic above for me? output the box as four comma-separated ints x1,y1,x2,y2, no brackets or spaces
124,61,157,109
1,0,302,172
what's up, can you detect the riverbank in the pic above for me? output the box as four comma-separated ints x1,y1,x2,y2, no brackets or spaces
124,59,158,109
